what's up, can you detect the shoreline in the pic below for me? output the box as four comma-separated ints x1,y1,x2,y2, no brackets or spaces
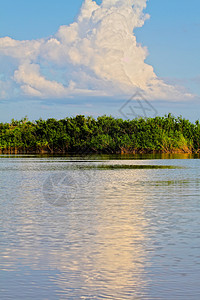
0,115,200,155
0,148,198,155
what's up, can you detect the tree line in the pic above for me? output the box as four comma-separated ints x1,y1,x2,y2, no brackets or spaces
0,114,200,154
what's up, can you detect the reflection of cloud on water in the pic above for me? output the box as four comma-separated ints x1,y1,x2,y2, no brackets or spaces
46,169,152,298
2,158,200,299
80,170,150,298
1,161,154,298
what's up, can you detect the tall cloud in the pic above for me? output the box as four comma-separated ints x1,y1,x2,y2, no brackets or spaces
0,0,193,100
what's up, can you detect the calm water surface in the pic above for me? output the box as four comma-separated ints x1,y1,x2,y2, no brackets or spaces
0,155,200,299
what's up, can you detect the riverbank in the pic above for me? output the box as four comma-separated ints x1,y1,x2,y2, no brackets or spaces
0,148,196,155
0,114,199,154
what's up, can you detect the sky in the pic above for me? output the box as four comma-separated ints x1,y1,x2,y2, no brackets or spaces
0,0,200,122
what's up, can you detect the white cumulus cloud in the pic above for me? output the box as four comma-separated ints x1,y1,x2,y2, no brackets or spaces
0,0,193,100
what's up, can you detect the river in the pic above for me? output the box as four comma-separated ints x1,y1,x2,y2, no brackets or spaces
0,155,200,299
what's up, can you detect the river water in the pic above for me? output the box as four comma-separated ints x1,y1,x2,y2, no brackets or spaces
0,155,200,299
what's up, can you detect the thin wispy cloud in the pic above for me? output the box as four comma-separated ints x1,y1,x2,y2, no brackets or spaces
0,0,194,101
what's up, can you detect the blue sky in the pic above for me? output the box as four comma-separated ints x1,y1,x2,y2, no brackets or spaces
0,0,200,122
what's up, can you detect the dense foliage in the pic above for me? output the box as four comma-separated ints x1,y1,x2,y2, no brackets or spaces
0,114,200,154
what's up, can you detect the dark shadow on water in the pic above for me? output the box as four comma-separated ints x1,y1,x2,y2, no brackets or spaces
75,164,182,170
